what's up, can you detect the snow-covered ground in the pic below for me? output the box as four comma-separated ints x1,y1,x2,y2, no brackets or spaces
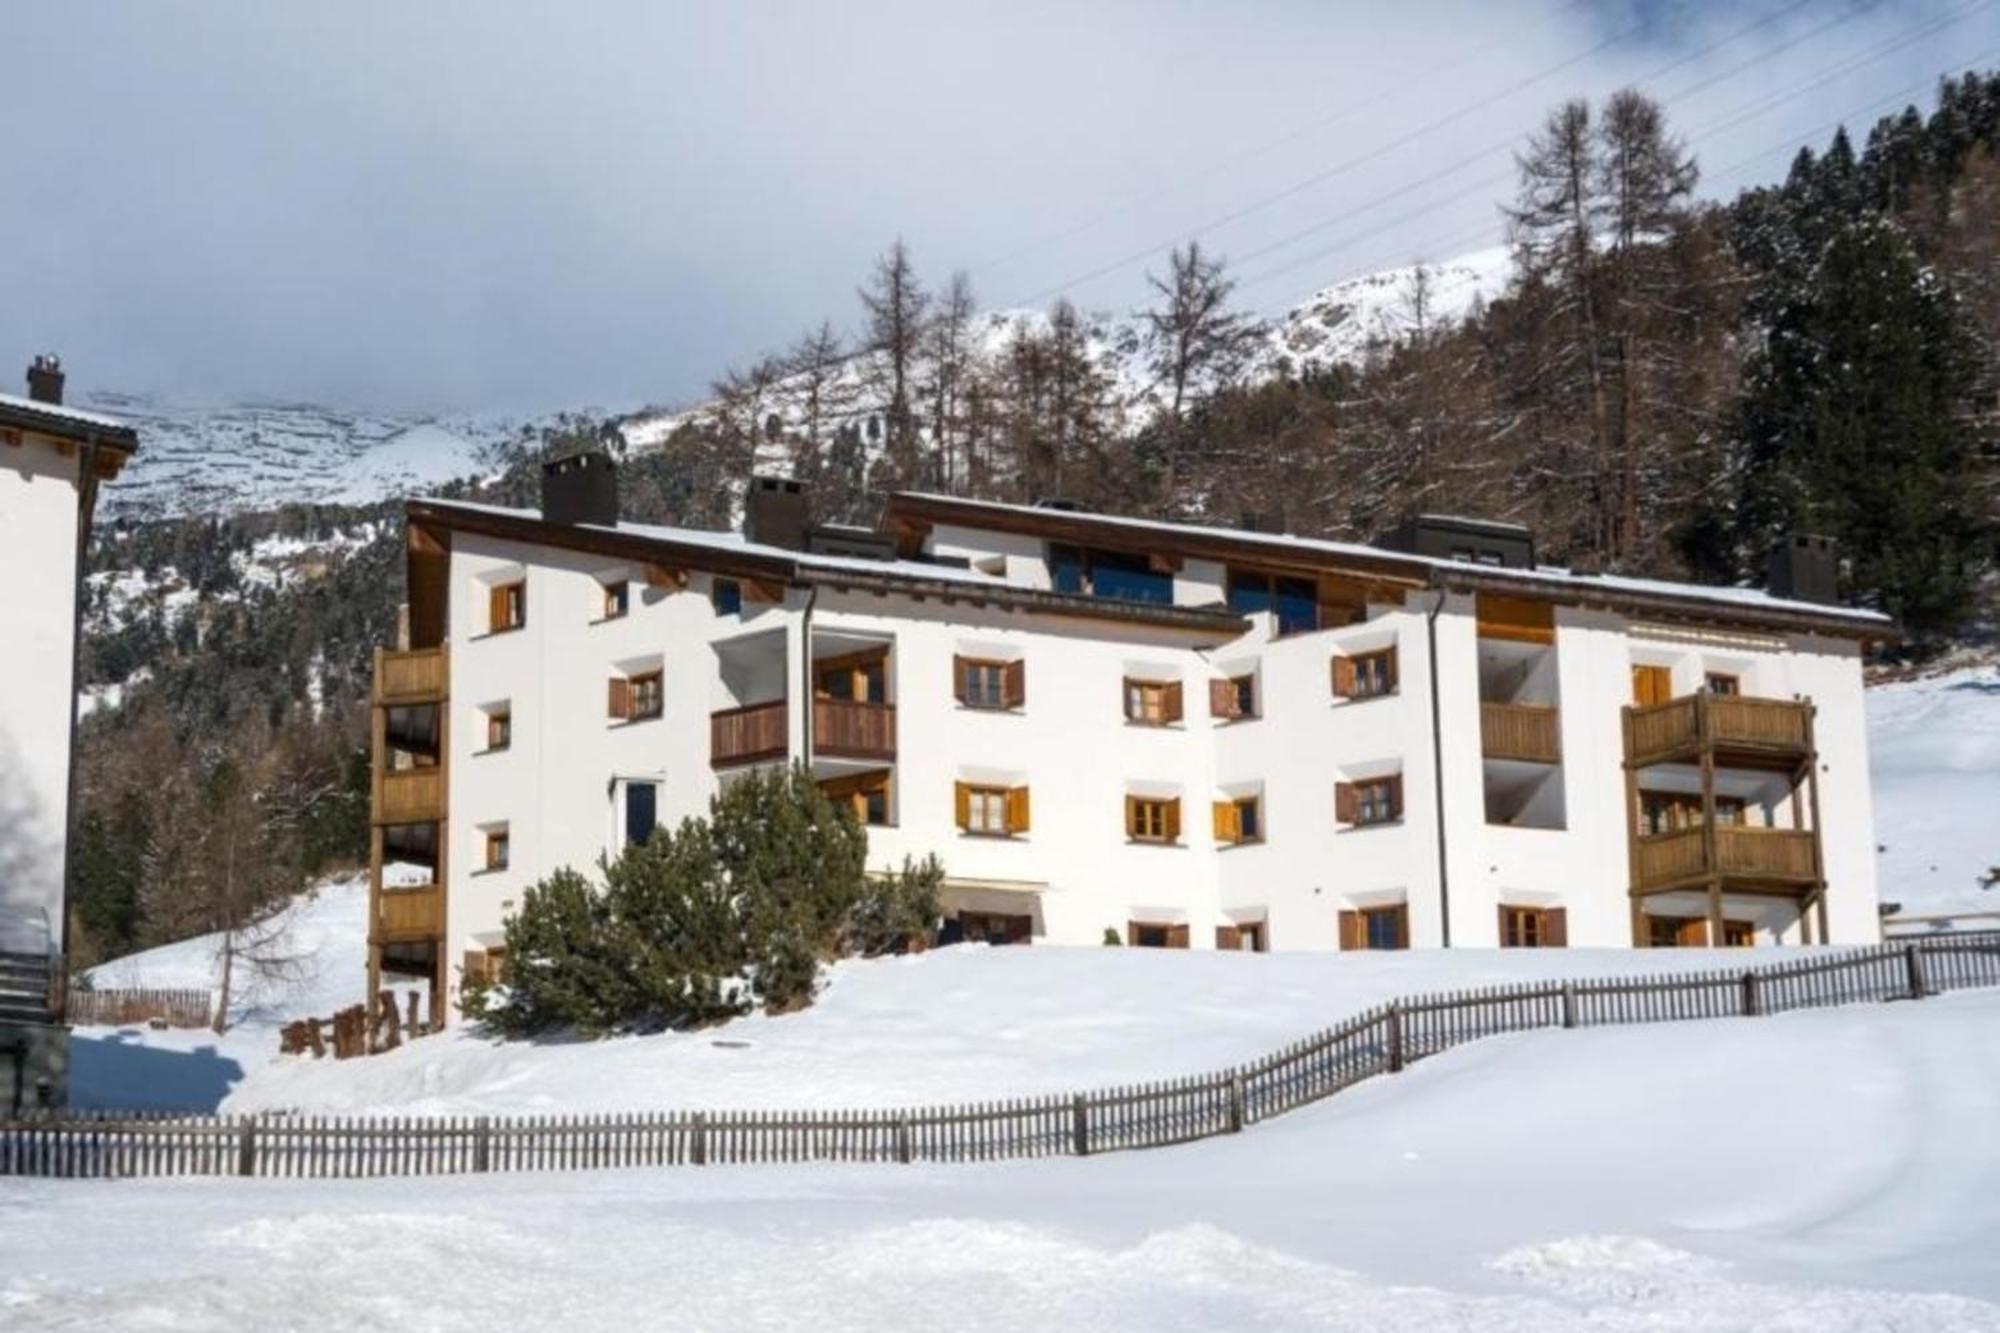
13,991,2000,1329
69,873,419,1113
1870,663,2000,925
220,944,1808,1119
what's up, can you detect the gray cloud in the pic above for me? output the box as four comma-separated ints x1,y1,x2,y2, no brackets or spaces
1,1,1987,413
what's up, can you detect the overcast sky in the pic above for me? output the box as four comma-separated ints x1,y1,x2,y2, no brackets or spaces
3,1,1992,414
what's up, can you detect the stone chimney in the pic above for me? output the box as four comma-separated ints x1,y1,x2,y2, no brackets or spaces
26,354,64,405
540,451,619,526
744,475,809,550
1766,534,1840,605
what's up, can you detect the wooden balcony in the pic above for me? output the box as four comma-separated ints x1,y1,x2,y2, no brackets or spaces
1626,693,1812,769
1632,826,1819,892
711,699,788,768
375,646,448,705
375,767,444,825
1480,701,1561,764
814,698,897,760
374,885,443,941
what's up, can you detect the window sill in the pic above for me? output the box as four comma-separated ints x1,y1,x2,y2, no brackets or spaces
609,713,664,728
1124,720,1183,730
473,865,509,877
471,626,526,642
1213,714,1261,725
956,703,1022,715
1332,690,1399,706
475,745,510,758
1338,819,1404,833
1125,838,1183,848
589,614,629,627
1216,838,1265,851
957,830,1023,841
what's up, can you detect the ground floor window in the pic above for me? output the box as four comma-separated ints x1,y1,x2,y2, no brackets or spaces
1339,904,1408,951
1128,920,1189,948
1499,905,1567,948
954,911,1031,945
1216,922,1266,952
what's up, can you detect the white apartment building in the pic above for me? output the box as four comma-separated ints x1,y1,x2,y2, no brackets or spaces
0,357,137,1110
368,459,1891,1023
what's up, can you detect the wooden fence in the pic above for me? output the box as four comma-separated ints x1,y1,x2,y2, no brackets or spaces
6,933,1997,1180
65,988,213,1030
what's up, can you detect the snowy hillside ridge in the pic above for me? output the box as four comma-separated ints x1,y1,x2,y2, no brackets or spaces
618,246,1514,459
81,392,561,520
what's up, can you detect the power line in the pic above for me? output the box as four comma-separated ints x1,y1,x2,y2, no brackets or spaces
1010,0,1852,308
1007,13,1660,307
969,0,1599,277
1230,5,1996,302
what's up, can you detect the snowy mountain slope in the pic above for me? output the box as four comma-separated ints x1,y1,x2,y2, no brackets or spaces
619,246,1514,458
83,393,551,520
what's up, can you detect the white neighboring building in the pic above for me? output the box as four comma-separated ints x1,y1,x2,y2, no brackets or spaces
367,462,1892,1022
0,357,137,1109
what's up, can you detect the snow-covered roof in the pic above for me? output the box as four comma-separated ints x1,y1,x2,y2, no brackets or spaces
889,492,1894,632
0,389,140,447
410,497,1246,633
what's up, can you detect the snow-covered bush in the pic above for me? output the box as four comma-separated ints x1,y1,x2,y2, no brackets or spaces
468,764,941,1036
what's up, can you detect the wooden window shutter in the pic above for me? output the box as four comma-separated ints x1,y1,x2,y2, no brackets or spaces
953,782,971,831
1209,677,1236,719
1544,907,1568,948
1497,903,1513,947
1164,797,1182,842
1163,681,1184,723
1386,773,1405,819
1331,655,1356,698
1338,910,1362,951
1003,658,1025,709
1007,786,1030,834
1216,925,1241,950
608,677,631,720
1384,645,1400,691
951,655,969,703
1166,924,1189,949
1123,795,1138,838
1213,800,1236,843
488,583,507,631
1393,904,1410,949
1334,781,1358,824
515,581,525,626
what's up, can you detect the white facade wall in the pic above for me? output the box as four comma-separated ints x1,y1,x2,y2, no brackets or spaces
0,441,84,952
433,511,1883,1001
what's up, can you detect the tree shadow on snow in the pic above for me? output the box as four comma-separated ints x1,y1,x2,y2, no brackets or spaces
66,1030,245,1113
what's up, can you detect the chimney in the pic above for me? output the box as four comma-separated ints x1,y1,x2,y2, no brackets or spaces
25,354,64,405
744,475,808,550
1766,533,1839,604
540,451,619,527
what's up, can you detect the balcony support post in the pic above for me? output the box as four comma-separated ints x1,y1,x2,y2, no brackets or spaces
1621,708,1644,947
1698,697,1721,947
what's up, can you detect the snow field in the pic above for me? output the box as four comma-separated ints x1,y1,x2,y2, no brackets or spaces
11,991,2000,1330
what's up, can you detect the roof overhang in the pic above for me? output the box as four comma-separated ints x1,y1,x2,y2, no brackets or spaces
0,399,139,480
407,498,1251,640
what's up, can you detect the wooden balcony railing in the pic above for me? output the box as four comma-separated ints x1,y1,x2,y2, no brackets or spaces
711,699,788,768
1626,693,1812,766
375,646,448,704
375,886,443,941
1480,701,1561,764
1633,826,1819,890
375,767,444,825
814,698,897,760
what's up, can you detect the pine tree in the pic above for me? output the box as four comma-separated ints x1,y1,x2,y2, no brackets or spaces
1735,216,1988,637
